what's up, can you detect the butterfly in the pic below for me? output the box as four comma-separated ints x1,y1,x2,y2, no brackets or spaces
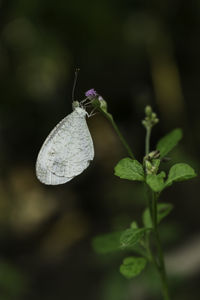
36,100,94,185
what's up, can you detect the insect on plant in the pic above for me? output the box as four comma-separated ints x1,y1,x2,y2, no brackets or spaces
36,70,95,185
36,86,197,300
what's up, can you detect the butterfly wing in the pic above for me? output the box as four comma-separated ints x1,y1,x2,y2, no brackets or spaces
36,108,94,185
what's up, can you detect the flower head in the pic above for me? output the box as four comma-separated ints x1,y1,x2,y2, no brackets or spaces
85,89,98,99
85,89,108,113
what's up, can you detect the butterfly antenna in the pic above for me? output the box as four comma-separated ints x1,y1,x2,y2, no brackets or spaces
72,68,80,102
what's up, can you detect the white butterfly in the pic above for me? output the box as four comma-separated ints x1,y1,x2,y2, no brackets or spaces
36,101,94,185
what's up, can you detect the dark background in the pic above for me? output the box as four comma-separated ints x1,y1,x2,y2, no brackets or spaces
0,0,200,299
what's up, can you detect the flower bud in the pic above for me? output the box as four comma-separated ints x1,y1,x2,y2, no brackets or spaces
98,97,108,112
145,160,153,174
145,106,152,117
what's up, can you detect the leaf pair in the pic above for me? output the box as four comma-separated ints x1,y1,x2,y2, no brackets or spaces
92,227,148,279
146,163,196,192
114,128,184,182
92,228,147,255
115,158,196,189
114,128,196,192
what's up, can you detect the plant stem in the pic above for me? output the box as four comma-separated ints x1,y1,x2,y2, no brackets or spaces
110,117,135,159
145,124,170,300
145,126,151,155
102,111,135,159
151,192,170,300
91,99,135,159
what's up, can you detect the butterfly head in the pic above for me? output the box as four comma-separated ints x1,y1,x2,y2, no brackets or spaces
72,101,88,117
72,100,80,110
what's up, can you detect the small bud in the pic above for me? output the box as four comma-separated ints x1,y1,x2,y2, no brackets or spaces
145,105,152,117
151,112,157,119
142,120,147,126
98,97,108,112
145,160,153,174
151,158,161,174
148,150,160,159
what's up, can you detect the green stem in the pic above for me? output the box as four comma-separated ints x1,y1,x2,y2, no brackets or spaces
91,99,135,159
145,124,170,300
145,126,151,155
102,111,135,159
110,118,135,159
151,192,170,300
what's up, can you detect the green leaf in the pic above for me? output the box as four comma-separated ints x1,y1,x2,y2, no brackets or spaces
120,228,146,249
92,231,123,254
156,128,183,158
120,256,147,279
114,158,145,182
146,172,166,192
165,163,197,187
130,221,139,229
157,203,174,223
143,203,173,228
142,208,152,228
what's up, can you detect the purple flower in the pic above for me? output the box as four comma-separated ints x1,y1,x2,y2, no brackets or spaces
85,88,98,99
